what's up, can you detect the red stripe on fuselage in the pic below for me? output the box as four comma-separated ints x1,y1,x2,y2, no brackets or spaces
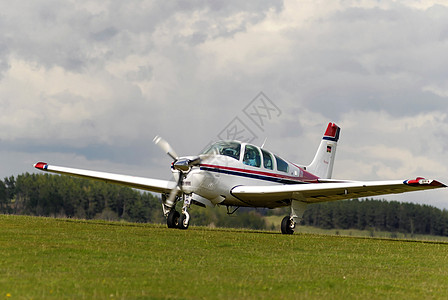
200,163,319,183
290,162,320,181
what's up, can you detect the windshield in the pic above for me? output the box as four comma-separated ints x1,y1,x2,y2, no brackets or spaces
202,141,241,160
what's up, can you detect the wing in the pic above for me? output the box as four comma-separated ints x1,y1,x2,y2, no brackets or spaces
231,178,446,207
34,162,176,194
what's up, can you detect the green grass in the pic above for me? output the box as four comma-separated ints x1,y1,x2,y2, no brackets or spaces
1,215,448,299
264,215,448,242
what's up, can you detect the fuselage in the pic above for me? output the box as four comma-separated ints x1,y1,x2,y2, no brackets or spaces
179,140,319,208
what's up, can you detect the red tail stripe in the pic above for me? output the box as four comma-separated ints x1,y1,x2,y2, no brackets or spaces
324,122,339,137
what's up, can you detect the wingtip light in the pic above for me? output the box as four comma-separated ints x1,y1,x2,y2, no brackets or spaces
34,162,48,170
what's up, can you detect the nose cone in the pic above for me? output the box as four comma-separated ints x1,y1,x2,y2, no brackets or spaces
173,158,191,172
173,156,201,172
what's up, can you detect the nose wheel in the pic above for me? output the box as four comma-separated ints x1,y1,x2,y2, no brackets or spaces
166,209,190,229
167,210,180,228
165,194,191,230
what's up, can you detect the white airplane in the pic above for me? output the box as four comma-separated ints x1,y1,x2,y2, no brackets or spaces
34,123,446,234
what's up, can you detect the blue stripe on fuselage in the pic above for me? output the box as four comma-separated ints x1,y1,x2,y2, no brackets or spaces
200,166,306,185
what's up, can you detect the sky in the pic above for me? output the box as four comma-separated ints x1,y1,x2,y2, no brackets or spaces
1,0,448,208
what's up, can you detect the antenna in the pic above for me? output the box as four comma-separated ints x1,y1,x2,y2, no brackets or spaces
261,137,267,148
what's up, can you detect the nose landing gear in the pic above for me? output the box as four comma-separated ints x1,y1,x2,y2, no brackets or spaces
164,194,192,230
167,210,180,228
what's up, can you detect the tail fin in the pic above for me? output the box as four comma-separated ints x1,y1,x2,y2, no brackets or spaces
306,122,340,179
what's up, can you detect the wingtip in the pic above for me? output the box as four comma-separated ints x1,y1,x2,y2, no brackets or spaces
34,162,48,170
435,180,447,188
404,177,447,188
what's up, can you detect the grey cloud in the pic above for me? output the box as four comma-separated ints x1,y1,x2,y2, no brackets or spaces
91,27,119,42
0,43,10,79
267,3,448,119
1,1,447,207
126,65,153,82
0,0,280,73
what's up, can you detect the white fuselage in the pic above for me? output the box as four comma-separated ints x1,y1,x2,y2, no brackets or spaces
178,141,319,208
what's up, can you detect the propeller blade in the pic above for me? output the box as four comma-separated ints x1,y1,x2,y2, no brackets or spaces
153,136,201,209
188,156,201,166
165,171,183,207
165,185,179,207
153,136,178,160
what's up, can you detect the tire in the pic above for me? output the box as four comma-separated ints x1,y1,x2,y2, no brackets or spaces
281,216,294,235
178,213,189,230
167,210,180,228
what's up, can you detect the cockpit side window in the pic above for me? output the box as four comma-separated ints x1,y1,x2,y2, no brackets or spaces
243,145,261,167
261,149,273,170
275,155,289,173
202,141,241,160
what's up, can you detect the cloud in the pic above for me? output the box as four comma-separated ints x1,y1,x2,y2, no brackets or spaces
336,110,448,181
0,0,447,208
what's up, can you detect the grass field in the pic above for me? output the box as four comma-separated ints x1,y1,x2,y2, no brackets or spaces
1,215,448,299
264,215,448,242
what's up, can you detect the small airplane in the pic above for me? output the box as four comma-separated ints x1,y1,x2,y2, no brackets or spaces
34,122,446,234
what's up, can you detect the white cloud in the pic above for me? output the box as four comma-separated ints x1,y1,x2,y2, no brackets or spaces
423,82,448,98
336,110,448,183
1,0,447,208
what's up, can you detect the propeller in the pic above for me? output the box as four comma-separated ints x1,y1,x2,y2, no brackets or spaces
153,136,202,208
153,136,178,161
165,170,183,208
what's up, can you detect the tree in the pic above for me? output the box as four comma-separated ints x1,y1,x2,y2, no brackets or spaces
0,180,6,211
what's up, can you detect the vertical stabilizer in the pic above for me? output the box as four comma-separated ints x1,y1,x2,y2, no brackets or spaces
306,123,340,179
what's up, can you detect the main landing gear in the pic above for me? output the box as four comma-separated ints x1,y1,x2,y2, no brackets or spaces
280,200,308,235
281,216,295,235
163,194,191,230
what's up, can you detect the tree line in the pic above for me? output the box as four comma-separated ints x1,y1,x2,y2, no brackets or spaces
299,198,448,236
0,173,264,228
1,173,447,236
0,173,164,223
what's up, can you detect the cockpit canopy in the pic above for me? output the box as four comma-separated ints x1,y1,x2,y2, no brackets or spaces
201,141,290,173
202,141,241,160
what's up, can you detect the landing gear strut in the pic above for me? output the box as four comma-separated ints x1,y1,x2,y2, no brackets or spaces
178,213,189,230
178,194,191,230
163,194,191,230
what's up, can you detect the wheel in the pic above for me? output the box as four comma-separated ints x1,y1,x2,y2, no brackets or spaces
167,210,180,228
281,216,294,235
178,213,189,230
